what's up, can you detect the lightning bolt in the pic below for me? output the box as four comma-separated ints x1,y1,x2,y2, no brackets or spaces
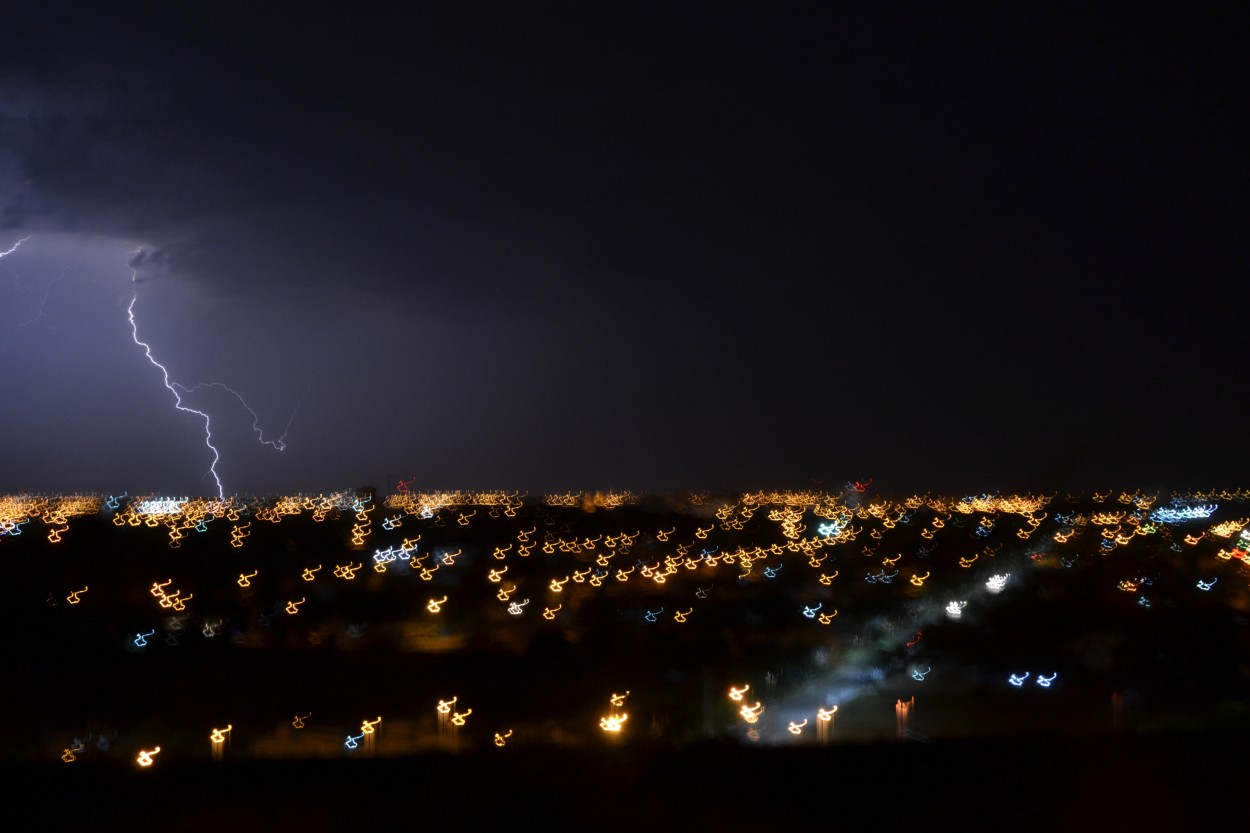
0,235,30,258
128,295,225,498
124,248,306,496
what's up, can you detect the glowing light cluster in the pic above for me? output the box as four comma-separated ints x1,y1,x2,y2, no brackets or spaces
22,484,1250,756
1151,503,1218,523
135,498,187,516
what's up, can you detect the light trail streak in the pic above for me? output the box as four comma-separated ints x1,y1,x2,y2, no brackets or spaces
3,253,81,347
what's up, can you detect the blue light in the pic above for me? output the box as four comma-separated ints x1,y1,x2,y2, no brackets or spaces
817,521,844,538
1151,503,1218,523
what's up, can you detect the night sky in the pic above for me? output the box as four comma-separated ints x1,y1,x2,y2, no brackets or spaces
1,2,1245,496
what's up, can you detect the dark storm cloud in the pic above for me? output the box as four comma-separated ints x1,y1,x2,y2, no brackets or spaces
5,3,1242,304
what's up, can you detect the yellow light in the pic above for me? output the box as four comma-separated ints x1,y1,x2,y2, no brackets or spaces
728,685,749,701
210,725,232,761
739,702,764,723
427,596,448,613
136,746,161,767
599,713,628,732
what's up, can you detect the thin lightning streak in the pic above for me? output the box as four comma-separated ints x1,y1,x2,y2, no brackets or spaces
177,382,291,450
3,255,81,347
127,295,225,499
0,235,30,258
279,377,314,444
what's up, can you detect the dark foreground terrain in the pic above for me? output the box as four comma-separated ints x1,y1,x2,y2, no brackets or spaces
16,732,1248,831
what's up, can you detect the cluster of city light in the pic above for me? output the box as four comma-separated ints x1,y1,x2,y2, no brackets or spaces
599,691,629,734
1151,503,1219,523
23,485,1250,759
20,486,1249,640
1,494,101,539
